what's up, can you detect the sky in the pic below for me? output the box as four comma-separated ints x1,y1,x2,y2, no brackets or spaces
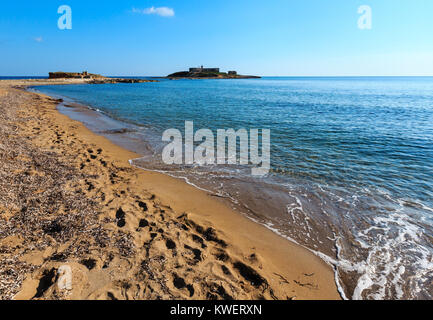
1,0,433,76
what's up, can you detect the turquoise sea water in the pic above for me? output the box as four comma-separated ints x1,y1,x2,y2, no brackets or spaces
36,77,433,300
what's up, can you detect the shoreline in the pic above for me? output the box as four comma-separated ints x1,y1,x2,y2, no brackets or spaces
0,79,341,300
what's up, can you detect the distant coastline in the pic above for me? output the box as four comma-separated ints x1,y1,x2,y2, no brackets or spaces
48,71,158,84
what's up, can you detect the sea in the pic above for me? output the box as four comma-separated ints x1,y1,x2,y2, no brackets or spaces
33,76,433,300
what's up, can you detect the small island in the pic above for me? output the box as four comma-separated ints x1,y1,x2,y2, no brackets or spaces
167,66,261,79
48,71,158,84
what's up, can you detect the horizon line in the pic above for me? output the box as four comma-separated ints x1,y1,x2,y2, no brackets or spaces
2,75,433,78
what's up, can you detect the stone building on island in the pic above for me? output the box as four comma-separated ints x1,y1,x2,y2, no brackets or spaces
189,66,220,73
48,71,104,79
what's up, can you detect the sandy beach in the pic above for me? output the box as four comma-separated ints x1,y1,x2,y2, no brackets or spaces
0,79,340,300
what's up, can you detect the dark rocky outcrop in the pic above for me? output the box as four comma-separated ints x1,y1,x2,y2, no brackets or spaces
167,69,260,79
88,78,158,84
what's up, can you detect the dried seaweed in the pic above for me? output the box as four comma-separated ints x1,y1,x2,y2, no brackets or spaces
0,90,106,299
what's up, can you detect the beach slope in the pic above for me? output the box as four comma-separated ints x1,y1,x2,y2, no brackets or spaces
0,80,340,300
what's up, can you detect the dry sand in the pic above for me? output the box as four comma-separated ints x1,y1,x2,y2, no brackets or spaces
0,79,341,300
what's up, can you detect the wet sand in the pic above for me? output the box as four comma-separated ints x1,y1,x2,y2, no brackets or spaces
0,79,341,300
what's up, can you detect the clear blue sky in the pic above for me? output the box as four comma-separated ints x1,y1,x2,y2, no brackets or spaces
1,0,433,76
